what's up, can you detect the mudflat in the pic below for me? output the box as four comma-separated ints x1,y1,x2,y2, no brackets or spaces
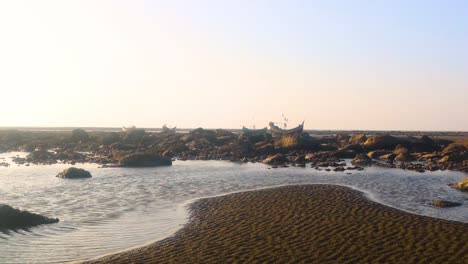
87,185,468,264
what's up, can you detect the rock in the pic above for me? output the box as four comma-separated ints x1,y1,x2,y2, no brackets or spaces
351,154,372,166
334,166,345,172
367,150,391,159
430,200,462,208
263,154,288,165
71,128,89,142
449,177,468,192
394,152,415,162
348,133,367,145
379,153,396,161
119,153,172,167
255,143,275,155
57,167,92,179
340,144,365,153
274,134,301,149
123,129,146,143
441,144,466,154
292,154,306,164
362,135,402,150
0,204,59,230
438,152,467,163
393,144,409,155
333,150,356,159
410,135,439,152
419,153,439,160
110,143,136,151
162,149,173,158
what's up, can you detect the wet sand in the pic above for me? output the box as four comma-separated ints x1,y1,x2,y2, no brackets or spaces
86,185,468,264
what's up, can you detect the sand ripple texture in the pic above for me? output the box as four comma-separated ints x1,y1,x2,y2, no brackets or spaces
89,185,468,264
0,152,466,263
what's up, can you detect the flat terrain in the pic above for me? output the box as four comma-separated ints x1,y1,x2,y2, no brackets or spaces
87,185,468,264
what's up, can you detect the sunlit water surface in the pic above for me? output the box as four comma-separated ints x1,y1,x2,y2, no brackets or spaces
0,152,466,263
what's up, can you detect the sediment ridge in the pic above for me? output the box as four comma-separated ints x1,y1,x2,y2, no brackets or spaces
86,185,468,264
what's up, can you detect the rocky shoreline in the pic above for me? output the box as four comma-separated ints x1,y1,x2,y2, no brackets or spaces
0,128,466,174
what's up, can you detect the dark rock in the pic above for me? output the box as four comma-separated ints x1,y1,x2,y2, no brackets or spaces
351,154,372,166
123,129,146,143
119,153,172,167
379,153,396,161
367,150,391,159
410,135,439,152
333,150,356,159
57,167,92,179
292,154,306,164
263,154,288,165
0,204,59,230
334,166,345,172
71,128,89,142
340,144,365,153
393,144,409,155
348,133,367,145
430,200,462,208
394,152,415,162
362,135,402,150
255,143,275,155
110,143,136,151
441,144,466,154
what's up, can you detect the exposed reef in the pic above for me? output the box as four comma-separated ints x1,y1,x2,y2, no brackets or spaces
0,129,466,173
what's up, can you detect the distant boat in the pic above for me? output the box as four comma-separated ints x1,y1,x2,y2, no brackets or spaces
269,121,304,136
241,126,268,134
122,125,137,132
162,125,177,133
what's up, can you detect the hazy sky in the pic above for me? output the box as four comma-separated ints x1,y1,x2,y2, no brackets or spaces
0,0,467,130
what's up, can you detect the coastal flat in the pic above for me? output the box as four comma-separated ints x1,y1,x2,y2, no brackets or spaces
87,185,468,264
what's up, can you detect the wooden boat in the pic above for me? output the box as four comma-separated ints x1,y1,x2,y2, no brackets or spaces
241,126,268,134
269,121,304,136
122,125,137,132
162,125,177,133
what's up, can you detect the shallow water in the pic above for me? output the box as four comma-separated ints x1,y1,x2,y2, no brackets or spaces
0,152,466,263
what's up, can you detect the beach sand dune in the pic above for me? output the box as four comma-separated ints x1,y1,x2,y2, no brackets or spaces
87,185,468,264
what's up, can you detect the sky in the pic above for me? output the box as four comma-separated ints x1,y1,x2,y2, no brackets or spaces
0,0,467,130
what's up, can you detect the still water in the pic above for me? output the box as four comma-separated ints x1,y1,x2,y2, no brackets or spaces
0,152,466,263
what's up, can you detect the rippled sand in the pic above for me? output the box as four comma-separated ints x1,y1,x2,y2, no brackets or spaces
87,185,468,264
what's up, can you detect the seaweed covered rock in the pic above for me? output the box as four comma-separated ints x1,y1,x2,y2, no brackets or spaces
0,204,59,230
394,152,415,162
348,133,367,145
362,135,402,150
367,150,391,159
430,200,462,208
449,177,468,192
441,144,466,154
263,154,288,165
119,153,172,167
274,134,301,149
57,167,92,179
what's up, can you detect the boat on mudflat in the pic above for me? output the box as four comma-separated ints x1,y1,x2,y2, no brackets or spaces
241,126,268,134
162,125,177,133
269,121,304,136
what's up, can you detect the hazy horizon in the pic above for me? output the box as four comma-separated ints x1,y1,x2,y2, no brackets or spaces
1,1,467,131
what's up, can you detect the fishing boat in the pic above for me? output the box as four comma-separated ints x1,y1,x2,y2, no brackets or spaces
269,121,304,136
241,126,268,134
122,125,137,132
162,125,177,133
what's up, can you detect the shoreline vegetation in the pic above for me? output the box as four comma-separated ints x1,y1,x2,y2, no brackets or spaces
85,185,468,264
0,128,466,173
